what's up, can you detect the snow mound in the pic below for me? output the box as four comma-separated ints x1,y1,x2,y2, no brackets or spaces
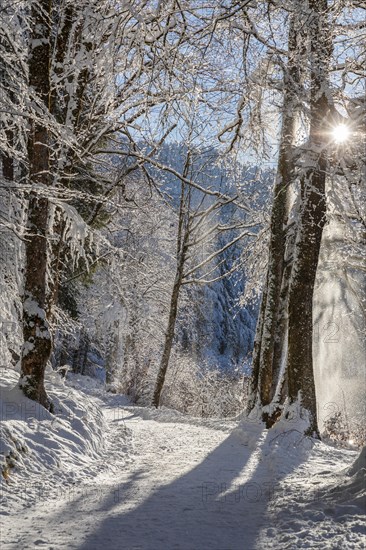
348,446,366,477
235,401,320,467
256,432,365,548
0,368,130,511
322,446,366,513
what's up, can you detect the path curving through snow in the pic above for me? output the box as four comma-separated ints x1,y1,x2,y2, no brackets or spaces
2,395,365,550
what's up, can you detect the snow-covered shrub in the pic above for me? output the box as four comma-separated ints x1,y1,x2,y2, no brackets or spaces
161,354,246,418
114,354,154,405
322,411,366,449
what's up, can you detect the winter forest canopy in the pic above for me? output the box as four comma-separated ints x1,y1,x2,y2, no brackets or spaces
0,0,365,547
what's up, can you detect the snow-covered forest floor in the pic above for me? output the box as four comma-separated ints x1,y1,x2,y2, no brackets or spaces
1,369,365,550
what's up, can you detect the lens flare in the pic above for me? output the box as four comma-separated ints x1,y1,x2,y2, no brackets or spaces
332,124,350,143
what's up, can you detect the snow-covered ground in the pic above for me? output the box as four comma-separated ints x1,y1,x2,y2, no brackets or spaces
1,369,365,549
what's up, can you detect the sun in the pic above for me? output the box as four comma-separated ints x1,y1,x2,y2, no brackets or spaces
331,123,351,143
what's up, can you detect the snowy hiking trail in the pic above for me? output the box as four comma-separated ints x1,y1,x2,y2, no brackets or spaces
3,404,270,550
2,395,365,550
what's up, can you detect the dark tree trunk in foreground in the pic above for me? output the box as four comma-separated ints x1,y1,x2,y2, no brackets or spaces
248,1,331,436
20,0,52,410
286,0,331,436
247,11,300,423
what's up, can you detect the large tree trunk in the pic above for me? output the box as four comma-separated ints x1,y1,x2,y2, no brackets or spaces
286,0,331,436
248,11,301,422
20,0,52,410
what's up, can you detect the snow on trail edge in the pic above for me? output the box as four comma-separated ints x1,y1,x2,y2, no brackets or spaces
1,369,365,550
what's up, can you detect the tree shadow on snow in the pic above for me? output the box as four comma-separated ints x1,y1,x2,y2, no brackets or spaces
66,422,312,550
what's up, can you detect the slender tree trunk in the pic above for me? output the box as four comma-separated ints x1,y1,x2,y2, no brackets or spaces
270,225,296,401
152,163,192,408
80,335,89,376
286,0,331,436
20,0,52,410
106,319,120,386
2,128,14,182
247,272,268,413
152,248,186,408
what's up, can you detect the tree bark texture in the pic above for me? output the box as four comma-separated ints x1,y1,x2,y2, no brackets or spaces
248,11,301,421
20,0,53,410
152,246,186,408
286,0,331,436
